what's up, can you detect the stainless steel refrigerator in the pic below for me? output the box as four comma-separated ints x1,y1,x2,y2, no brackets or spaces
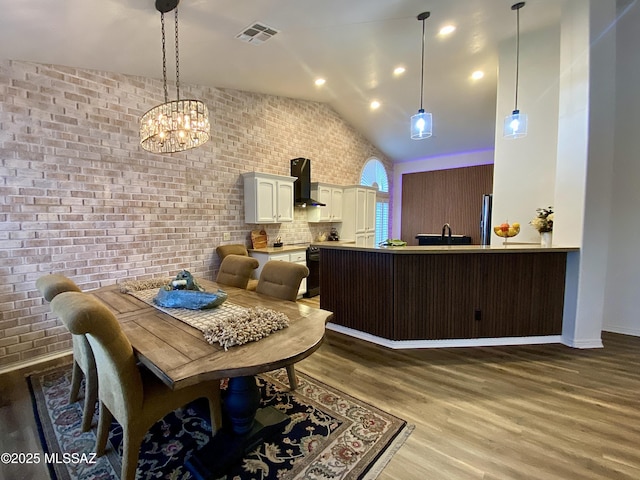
480,194,493,245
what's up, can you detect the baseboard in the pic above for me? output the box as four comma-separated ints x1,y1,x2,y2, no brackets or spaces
602,325,640,337
326,323,564,349
560,337,604,349
0,349,72,375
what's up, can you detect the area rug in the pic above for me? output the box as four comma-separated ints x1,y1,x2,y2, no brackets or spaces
28,365,412,480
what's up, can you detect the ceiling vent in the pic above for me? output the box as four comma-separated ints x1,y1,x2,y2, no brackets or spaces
236,22,279,45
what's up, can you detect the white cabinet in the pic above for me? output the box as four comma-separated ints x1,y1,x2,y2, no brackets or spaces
249,249,307,297
243,172,295,224
355,232,376,247
342,186,377,247
307,183,343,222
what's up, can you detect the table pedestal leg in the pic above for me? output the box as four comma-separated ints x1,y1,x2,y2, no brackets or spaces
185,375,290,480
224,376,261,434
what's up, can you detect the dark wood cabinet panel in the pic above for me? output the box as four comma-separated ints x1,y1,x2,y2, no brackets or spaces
393,254,481,340
320,249,394,338
401,165,494,245
476,253,566,337
320,248,566,342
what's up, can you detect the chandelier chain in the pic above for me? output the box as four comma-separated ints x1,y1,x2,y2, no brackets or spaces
174,8,180,101
161,12,168,104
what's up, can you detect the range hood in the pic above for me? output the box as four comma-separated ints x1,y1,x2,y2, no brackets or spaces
290,158,325,207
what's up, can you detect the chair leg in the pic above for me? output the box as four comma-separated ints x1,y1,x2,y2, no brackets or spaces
69,360,83,403
208,390,223,433
121,429,143,480
81,367,98,432
95,401,112,457
286,364,298,390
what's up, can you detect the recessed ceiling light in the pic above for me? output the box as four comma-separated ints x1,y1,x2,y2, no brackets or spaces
439,25,456,36
471,70,485,80
393,66,406,76
314,78,326,86
370,100,381,110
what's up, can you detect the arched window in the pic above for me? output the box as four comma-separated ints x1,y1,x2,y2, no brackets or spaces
360,158,389,244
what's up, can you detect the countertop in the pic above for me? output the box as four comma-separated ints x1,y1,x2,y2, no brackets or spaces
249,240,355,254
315,243,579,254
249,244,310,254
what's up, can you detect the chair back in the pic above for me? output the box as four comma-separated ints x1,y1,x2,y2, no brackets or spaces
216,244,249,260
50,292,143,423
36,274,94,373
216,254,259,289
36,274,81,301
256,261,309,302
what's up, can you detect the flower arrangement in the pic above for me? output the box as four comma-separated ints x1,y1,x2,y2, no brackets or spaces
530,206,554,233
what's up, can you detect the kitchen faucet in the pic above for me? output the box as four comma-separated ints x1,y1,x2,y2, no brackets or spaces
441,223,452,244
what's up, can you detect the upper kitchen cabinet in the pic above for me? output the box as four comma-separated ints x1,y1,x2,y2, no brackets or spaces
243,172,295,224
307,183,343,223
342,186,377,246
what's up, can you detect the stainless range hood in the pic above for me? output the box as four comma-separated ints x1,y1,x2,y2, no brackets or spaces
290,158,325,207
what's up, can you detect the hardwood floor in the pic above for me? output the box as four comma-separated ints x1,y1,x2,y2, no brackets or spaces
2,300,640,479
0,354,73,480
296,330,640,480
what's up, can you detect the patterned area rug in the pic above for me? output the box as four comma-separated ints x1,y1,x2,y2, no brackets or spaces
28,365,412,480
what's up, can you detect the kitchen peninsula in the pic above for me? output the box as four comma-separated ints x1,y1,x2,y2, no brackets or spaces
318,244,579,348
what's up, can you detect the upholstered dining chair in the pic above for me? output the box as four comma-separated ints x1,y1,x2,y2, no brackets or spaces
216,243,250,260
36,274,97,433
216,254,259,289
50,291,222,480
216,244,259,290
256,260,309,302
256,260,310,389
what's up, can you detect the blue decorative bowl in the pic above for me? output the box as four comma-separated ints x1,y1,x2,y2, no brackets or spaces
154,288,228,310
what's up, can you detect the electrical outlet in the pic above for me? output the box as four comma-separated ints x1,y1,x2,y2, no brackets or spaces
223,232,231,241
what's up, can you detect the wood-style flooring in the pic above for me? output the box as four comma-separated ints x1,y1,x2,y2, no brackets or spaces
2,297,640,479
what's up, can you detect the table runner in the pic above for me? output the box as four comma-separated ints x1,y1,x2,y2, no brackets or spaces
126,287,289,350
129,288,251,332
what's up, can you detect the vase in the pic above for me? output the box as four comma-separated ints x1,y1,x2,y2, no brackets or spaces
540,231,552,248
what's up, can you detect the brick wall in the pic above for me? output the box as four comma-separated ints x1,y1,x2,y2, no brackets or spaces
0,59,393,369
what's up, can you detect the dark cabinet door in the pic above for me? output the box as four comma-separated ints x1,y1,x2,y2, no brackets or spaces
320,249,394,339
476,253,566,337
393,254,481,340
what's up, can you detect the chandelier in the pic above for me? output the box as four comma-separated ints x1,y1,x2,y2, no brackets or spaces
140,0,210,154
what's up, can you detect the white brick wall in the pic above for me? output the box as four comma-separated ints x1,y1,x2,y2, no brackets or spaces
0,59,393,368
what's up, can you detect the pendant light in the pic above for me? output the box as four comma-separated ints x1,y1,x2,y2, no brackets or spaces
410,12,432,140
140,0,210,154
503,2,528,139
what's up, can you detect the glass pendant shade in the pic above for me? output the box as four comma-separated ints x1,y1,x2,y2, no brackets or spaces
503,109,528,138
410,12,432,141
411,109,433,139
503,2,528,140
140,99,210,153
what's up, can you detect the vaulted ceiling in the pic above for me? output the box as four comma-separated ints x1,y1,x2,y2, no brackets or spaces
0,0,566,162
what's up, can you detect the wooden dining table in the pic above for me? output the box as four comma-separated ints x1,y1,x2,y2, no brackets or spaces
89,279,332,477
